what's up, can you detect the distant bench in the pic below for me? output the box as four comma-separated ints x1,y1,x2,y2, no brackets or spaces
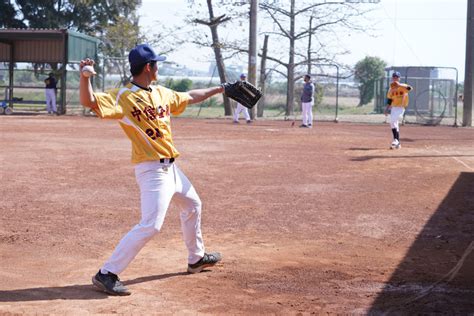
2,98,46,106
8,100,46,105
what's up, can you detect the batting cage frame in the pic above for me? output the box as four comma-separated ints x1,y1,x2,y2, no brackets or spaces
375,66,459,127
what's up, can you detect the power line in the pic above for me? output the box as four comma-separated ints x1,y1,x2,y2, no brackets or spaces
382,1,423,66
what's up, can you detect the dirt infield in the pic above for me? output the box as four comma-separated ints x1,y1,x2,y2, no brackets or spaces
0,115,473,315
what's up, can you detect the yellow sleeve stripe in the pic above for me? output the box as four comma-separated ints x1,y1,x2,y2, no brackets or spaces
120,116,154,149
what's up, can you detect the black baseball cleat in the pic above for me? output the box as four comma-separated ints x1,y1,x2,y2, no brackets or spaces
299,124,308,128
187,252,222,274
92,270,131,296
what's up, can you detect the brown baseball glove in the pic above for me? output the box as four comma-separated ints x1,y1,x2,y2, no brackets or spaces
390,81,400,89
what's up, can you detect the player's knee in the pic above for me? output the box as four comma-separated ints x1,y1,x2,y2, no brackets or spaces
181,198,202,218
138,221,162,237
189,198,202,214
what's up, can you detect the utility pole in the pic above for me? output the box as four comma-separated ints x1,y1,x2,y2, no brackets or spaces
248,0,258,120
463,0,473,126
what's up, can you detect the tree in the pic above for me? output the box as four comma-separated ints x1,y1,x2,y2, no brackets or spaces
162,78,193,92
6,0,142,34
0,2,26,28
354,56,386,106
191,0,233,115
2,1,178,87
100,14,144,86
2,0,144,90
259,0,376,116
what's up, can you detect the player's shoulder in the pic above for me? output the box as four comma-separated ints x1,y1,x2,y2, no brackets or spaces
104,87,124,95
102,85,135,100
151,84,167,92
152,84,176,93
396,83,412,91
152,84,186,97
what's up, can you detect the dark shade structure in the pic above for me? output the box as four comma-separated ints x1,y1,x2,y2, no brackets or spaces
0,28,99,114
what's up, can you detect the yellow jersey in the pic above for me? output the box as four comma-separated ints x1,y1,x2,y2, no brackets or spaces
387,83,412,107
93,83,191,164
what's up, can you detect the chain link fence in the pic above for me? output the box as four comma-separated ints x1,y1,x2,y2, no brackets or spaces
1,64,463,127
375,67,459,126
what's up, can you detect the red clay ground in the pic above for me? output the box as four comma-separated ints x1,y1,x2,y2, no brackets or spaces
0,115,473,315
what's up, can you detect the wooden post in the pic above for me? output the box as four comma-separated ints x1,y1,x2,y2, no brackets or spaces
463,0,473,126
248,0,258,119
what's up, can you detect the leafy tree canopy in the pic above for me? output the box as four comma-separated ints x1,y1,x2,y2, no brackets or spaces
354,56,386,106
1,0,141,34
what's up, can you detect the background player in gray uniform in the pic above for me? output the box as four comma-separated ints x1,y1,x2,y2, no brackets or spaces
44,72,57,115
300,74,315,128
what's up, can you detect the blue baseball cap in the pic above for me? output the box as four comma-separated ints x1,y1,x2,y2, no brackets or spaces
240,73,246,78
392,71,401,78
129,44,166,69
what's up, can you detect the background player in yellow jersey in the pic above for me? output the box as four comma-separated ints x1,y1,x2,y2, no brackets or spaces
384,71,413,149
80,44,224,296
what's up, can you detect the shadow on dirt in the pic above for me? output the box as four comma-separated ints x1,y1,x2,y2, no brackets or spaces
0,272,187,301
347,147,380,151
351,154,474,161
368,172,474,314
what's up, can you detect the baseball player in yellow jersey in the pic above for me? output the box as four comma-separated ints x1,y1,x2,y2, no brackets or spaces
80,44,224,296
384,71,413,149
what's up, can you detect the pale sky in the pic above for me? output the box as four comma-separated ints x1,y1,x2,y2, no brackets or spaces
139,0,468,80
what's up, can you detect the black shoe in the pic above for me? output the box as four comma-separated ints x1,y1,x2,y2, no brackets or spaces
299,124,308,128
92,270,131,296
187,252,222,274
246,120,252,124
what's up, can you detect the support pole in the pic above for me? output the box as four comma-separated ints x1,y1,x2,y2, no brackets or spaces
463,0,473,126
8,42,14,109
248,0,258,120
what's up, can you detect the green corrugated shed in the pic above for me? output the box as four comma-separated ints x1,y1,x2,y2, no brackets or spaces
0,29,100,63
0,29,100,114
67,30,100,63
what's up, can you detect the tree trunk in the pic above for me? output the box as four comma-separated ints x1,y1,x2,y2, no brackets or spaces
206,0,231,115
257,34,269,118
286,0,296,117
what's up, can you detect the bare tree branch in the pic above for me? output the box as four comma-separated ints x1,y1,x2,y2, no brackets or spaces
295,18,345,40
193,14,231,27
259,3,290,17
260,6,291,39
295,1,348,16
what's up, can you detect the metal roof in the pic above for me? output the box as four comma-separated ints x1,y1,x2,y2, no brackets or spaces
0,28,99,63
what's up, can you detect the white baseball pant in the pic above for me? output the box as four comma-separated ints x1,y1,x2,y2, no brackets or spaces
234,103,251,122
301,101,314,125
101,160,205,275
45,88,57,113
390,106,405,131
